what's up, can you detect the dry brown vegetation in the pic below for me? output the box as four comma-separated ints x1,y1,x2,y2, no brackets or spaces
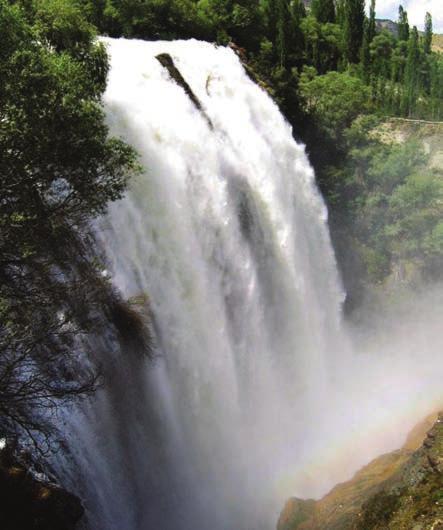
278,412,443,530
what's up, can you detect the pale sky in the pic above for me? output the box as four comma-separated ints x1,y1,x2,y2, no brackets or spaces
372,0,443,33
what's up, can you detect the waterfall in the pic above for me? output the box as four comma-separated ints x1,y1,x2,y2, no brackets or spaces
53,37,443,530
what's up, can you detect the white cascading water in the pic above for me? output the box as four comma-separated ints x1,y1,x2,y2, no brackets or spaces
55,38,443,530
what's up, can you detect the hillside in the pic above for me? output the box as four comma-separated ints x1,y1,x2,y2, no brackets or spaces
373,18,443,52
278,412,443,530
434,34,443,53
372,119,443,168
376,19,398,36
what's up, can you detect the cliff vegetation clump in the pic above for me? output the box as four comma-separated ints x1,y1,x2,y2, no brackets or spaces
0,0,140,452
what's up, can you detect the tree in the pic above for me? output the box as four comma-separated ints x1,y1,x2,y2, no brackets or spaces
287,0,306,64
423,12,432,55
264,0,292,65
343,0,365,63
301,15,321,69
398,5,409,42
386,172,443,264
401,26,421,117
360,19,371,83
311,0,335,24
299,69,371,140
391,40,408,83
429,56,443,119
367,0,376,43
335,0,345,27
0,0,140,451
370,31,394,80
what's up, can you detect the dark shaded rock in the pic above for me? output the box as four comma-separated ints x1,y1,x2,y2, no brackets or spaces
156,53,213,129
228,42,275,97
0,446,84,530
108,295,153,357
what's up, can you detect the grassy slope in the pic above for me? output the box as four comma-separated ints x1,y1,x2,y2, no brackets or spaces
433,34,443,53
278,412,443,530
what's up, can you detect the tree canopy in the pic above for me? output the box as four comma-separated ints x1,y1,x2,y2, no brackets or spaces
0,0,139,450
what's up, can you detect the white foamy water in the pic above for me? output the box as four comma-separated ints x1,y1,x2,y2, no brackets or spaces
54,38,443,530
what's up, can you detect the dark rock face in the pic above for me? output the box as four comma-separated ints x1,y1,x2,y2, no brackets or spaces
278,412,443,530
0,447,84,530
155,53,213,129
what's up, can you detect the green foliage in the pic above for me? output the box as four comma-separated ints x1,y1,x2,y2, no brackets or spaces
370,31,395,79
386,172,443,260
360,19,371,83
402,26,420,117
367,0,376,43
336,120,443,285
299,70,371,139
366,141,425,191
0,0,139,447
32,0,96,51
423,12,433,55
311,0,335,24
343,0,365,63
64,0,443,125
397,5,409,42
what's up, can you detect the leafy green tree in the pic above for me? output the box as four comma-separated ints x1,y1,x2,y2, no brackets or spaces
386,172,443,264
230,0,263,47
311,0,335,24
299,69,371,140
366,140,425,192
343,0,365,63
263,0,291,64
423,12,432,55
397,5,409,42
360,19,371,83
287,0,306,64
318,22,343,72
391,40,408,83
360,1,376,81
274,0,291,65
98,0,210,40
429,57,443,119
401,26,421,117
370,31,394,80
367,0,376,43
335,0,346,27
301,16,342,72
301,15,321,68
0,0,139,448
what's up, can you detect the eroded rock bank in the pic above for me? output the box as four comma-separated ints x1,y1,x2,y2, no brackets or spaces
278,412,443,530
0,445,84,530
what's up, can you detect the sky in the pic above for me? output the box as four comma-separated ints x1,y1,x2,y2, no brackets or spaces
373,0,443,33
